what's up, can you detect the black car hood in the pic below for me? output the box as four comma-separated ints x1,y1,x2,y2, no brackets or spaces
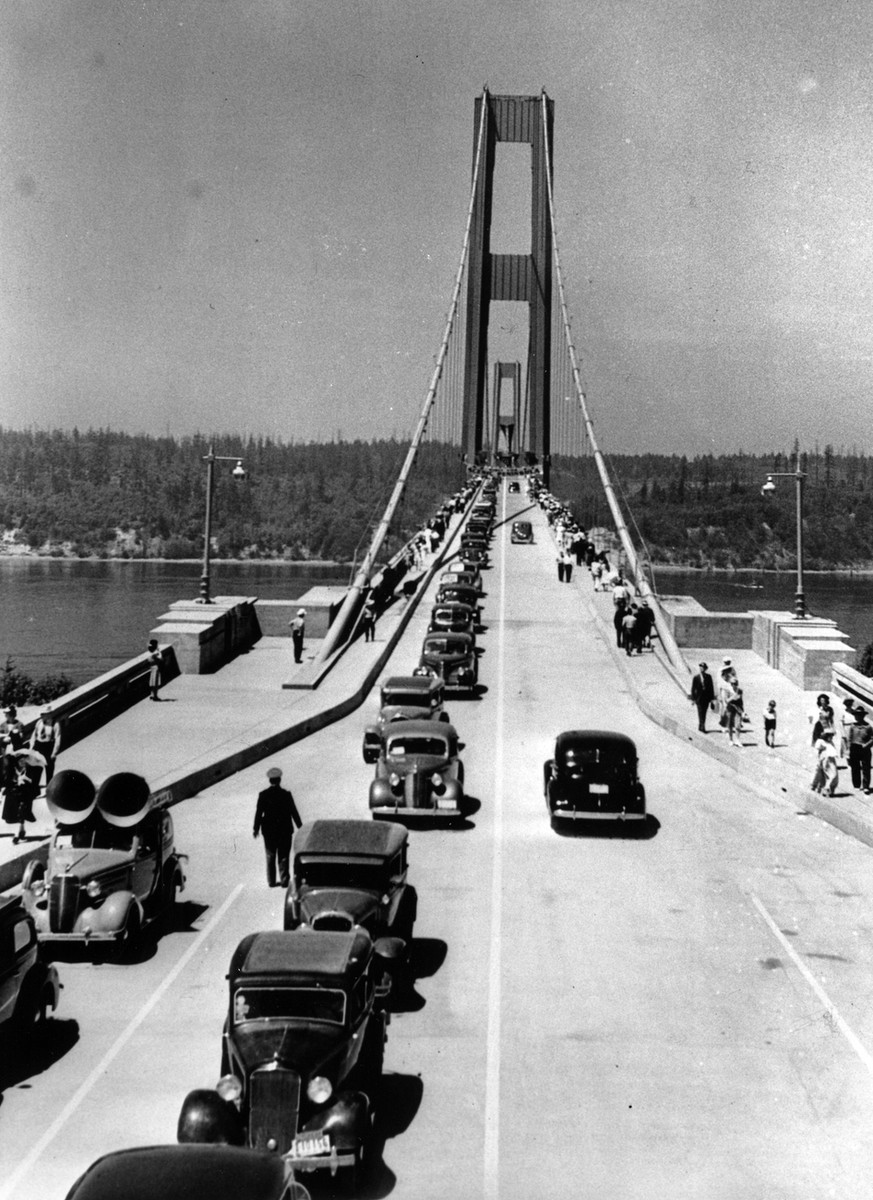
300,888,380,928
231,1022,347,1077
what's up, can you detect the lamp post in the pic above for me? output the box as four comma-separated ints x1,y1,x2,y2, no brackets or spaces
761,449,807,620
198,445,246,604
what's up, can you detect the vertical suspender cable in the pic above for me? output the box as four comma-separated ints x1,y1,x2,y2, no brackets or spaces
315,90,491,663
539,92,688,677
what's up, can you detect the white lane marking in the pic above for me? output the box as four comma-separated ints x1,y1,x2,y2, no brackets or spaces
750,891,873,1077
0,884,246,1200
483,485,507,1200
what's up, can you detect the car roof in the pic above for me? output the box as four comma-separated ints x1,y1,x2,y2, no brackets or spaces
556,729,637,754
385,718,457,738
422,632,474,649
382,674,442,694
513,520,532,529
232,929,372,980
294,819,407,858
64,1144,286,1200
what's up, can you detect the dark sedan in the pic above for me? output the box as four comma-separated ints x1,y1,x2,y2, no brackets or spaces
544,730,646,827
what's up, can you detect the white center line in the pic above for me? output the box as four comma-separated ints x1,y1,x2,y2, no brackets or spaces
1,883,246,1200
750,891,873,1077
483,484,507,1200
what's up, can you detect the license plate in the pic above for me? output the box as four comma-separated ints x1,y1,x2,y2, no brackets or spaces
590,783,609,794
287,1133,330,1159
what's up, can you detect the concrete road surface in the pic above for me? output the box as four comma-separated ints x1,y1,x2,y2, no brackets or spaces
2,483,873,1199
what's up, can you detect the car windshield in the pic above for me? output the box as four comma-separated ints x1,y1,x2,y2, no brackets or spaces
424,637,467,655
382,691,434,709
514,523,531,534
433,609,468,623
233,986,346,1026
56,825,137,852
387,735,449,758
298,860,387,890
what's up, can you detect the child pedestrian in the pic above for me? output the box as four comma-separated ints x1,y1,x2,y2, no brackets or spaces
763,700,777,748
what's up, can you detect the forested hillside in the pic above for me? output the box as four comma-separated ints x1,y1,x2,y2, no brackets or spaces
2,429,873,569
0,429,464,562
551,446,873,570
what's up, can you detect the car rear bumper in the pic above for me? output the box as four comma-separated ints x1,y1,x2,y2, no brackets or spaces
550,808,646,821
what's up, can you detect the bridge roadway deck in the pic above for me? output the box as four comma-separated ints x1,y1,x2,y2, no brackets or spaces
3,484,873,1198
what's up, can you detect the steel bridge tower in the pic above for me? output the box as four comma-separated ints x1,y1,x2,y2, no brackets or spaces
462,92,554,482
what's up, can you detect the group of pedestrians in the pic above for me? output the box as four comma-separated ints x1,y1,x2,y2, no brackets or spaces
689,658,746,746
810,694,873,796
1,703,61,842
612,579,655,656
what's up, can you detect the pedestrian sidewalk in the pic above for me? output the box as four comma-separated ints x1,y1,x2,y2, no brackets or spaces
577,562,873,849
0,511,470,889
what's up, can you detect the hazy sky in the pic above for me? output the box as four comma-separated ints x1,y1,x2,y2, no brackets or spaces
2,0,873,454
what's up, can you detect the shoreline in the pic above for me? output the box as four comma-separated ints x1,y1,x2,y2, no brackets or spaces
650,564,873,578
0,554,348,567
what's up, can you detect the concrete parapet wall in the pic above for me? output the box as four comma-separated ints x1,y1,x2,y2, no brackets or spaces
752,610,853,690
255,590,347,639
151,596,261,673
659,596,754,649
29,645,179,754
832,661,873,709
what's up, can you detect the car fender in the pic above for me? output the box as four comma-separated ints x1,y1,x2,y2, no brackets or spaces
177,1088,246,1146
369,779,395,808
308,1091,371,1152
443,779,463,803
77,891,138,934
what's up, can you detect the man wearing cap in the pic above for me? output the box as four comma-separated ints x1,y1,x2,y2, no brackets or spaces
253,766,302,888
690,662,716,733
290,609,306,665
846,705,873,793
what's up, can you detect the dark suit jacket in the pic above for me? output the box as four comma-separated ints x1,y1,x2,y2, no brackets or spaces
690,671,715,704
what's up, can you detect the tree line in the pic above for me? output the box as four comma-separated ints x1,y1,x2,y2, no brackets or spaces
2,429,873,571
551,446,873,571
0,428,465,563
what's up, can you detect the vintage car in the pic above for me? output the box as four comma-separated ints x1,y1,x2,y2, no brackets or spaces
461,529,490,553
22,769,186,952
64,1144,310,1200
177,929,400,1189
466,516,493,537
428,601,476,638
0,894,60,1053
435,583,481,616
508,480,521,493
511,520,534,544
416,631,478,694
544,730,646,826
369,719,465,820
284,820,415,942
439,567,482,595
362,674,449,762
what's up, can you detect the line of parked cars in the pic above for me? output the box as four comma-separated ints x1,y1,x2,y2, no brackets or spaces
166,482,503,1196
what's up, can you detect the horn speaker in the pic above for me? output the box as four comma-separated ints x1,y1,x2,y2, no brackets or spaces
46,769,97,826
95,772,151,828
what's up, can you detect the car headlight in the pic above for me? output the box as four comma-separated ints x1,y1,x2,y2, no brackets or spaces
307,1075,333,1104
389,772,401,789
31,879,46,898
431,773,445,792
216,1074,243,1103
86,880,102,900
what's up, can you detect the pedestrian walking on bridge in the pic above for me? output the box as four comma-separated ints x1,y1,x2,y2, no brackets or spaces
690,662,715,732
290,608,306,664
253,766,302,888
847,706,873,793
30,709,61,787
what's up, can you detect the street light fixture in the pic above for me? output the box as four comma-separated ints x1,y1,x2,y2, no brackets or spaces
197,445,246,605
761,450,807,620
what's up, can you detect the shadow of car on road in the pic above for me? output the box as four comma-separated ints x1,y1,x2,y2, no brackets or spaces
550,812,661,840
0,1016,80,1094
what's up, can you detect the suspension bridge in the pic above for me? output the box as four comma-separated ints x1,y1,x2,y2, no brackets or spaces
2,92,873,1200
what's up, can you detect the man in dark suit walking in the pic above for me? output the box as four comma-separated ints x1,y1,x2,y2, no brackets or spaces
690,662,716,733
253,766,302,887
